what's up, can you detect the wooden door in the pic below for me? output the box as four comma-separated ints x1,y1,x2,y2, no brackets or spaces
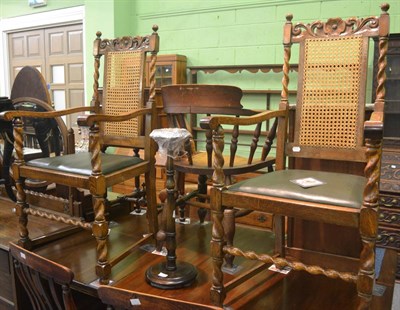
8,24,84,131
8,29,46,78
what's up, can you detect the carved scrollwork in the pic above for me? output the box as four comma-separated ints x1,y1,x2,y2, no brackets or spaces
378,209,400,225
380,163,400,179
292,15,380,39
290,3,389,40
380,182,400,192
100,35,151,52
379,195,400,209
377,229,400,248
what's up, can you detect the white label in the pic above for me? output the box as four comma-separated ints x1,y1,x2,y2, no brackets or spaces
292,146,301,152
130,298,141,306
158,272,168,278
20,252,26,259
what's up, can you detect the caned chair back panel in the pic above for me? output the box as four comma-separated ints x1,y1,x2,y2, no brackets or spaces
288,36,369,162
102,50,145,143
92,31,157,149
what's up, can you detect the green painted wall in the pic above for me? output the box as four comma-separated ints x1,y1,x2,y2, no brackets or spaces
132,0,398,106
1,0,399,108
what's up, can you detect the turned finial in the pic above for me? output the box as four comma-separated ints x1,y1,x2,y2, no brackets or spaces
96,31,102,39
380,3,390,13
152,25,159,33
286,14,293,22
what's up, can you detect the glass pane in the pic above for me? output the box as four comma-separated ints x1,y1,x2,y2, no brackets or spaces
387,55,400,78
162,65,172,75
52,65,65,84
162,77,172,85
53,90,66,123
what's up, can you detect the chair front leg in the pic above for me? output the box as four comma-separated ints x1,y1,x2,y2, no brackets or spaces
89,123,111,284
92,193,110,285
357,137,381,309
12,118,32,250
222,208,235,269
210,187,226,307
14,176,32,250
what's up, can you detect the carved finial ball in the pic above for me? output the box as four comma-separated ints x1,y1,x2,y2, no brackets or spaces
156,230,166,242
152,25,159,33
381,3,390,12
286,14,293,22
96,31,102,38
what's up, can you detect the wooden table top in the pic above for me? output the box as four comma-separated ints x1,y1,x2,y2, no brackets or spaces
0,196,396,309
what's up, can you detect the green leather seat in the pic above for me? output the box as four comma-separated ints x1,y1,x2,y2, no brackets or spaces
27,153,143,176
228,170,365,209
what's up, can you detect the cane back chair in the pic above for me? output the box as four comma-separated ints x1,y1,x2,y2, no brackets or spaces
1,26,160,284
202,5,390,308
160,84,276,267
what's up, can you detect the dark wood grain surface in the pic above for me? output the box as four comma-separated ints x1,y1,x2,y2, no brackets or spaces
0,196,396,309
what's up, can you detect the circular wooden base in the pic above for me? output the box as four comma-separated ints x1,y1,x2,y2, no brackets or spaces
145,261,197,289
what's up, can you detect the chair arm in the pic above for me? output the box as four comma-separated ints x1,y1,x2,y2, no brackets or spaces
200,109,287,131
0,106,95,122
364,110,384,140
77,108,152,127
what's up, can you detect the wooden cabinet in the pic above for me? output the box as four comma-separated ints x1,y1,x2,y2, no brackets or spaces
373,34,400,278
145,54,187,128
146,54,187,88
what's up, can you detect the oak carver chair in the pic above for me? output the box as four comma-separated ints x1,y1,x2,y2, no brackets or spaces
1,26,160,284
160,84,277,268
202,4,390,308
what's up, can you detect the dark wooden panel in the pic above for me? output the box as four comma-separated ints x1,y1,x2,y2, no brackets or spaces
0,248,13,308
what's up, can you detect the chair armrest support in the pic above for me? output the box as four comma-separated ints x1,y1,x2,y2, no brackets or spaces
200,109,287,188
200,109,287,131
364,120,383,140
77,108,152,127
